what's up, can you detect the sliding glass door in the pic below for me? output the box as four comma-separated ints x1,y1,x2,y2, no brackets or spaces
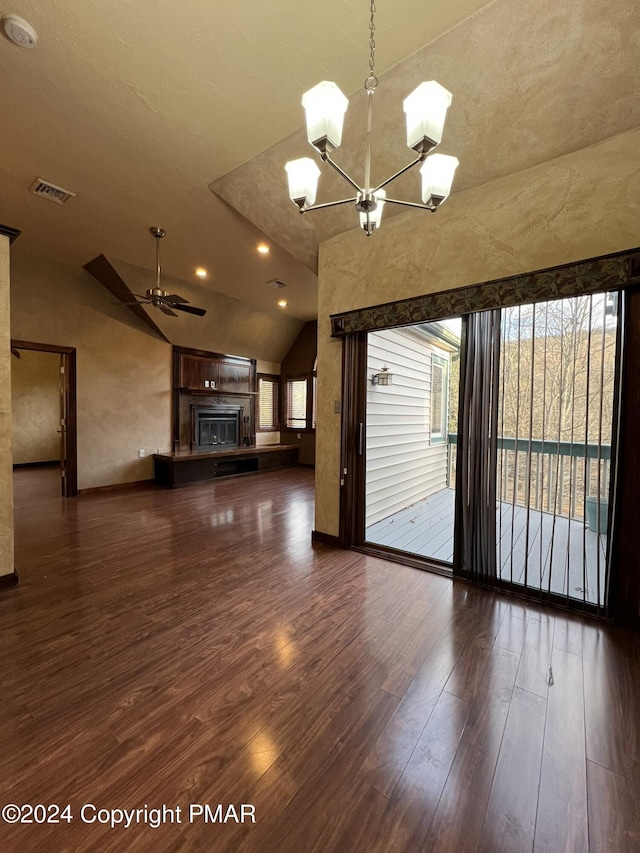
363,319,461,568
494,294,619,609
356,294,620,612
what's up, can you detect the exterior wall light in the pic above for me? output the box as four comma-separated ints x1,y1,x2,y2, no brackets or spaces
372,366,393,386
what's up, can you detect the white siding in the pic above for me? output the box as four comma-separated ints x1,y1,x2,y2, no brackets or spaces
366,327,449,527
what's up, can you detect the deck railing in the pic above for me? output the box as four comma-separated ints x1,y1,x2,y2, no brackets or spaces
447,434,611,523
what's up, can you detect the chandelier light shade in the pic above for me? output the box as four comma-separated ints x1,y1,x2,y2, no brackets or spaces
420,154,459,206
285,158,322,207
302,81,349,153
284,0,459,236
403,82,453,153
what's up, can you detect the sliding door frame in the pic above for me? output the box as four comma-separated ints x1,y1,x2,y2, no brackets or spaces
339,332,367,549
335,246,640,626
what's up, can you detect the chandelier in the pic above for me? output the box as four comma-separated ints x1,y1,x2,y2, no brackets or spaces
285,0,459,236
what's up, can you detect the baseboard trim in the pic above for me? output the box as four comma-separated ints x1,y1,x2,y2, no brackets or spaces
79,479,155,496
311,530,343,548
0,571,19,590
13,460,60,469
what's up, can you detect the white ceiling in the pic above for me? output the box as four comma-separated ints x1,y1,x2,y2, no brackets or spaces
0,0,496,322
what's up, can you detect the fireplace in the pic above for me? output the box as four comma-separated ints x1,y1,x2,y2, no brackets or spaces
193,406,243,450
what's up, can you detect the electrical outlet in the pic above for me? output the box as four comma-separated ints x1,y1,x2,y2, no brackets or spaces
138,449,146,458
297,433,301,439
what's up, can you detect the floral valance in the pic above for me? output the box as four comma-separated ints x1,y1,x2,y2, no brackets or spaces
330,247,640,336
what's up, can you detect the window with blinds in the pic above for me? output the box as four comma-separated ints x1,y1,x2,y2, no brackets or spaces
286,378,308,428
258,374,280,431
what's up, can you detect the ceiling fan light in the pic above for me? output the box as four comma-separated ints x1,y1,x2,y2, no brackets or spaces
403,81,452,154
302,81,349,154
285,158,321,208
420,154,459,207
358,189,386,232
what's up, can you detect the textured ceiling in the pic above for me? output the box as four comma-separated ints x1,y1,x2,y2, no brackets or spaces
213,0,640,273
0,0,497,321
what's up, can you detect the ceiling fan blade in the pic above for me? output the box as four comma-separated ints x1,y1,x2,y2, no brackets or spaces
172,303,207,317
159,304,178,317
165,293,188,303
112,299,149,306
112,290,149,300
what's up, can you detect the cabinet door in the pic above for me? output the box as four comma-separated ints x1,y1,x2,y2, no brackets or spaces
180,356,219,390
219,363,251,393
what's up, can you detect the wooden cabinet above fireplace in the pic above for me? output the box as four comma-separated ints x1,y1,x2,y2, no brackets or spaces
177,349,255,395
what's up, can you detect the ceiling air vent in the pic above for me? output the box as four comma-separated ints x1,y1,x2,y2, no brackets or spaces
29,177,76,205
266,278,288,289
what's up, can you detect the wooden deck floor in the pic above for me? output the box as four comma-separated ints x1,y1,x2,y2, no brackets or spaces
2,468,638,852
366,488,607,605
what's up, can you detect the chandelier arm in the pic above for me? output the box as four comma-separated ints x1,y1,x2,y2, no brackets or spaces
372,154,426,194
384,198,437,212
302,197,358,213
322,153,363,194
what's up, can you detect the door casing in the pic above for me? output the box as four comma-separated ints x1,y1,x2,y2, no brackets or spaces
11,339,77,497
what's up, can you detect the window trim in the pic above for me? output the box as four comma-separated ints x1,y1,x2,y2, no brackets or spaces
284,376,309,430
430,354,448,444
282,367,317,433
257,373,280,432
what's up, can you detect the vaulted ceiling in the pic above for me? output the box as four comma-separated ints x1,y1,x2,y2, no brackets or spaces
2,0,638,322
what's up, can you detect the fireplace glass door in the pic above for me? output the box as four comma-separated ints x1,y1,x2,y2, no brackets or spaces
195,408,241,449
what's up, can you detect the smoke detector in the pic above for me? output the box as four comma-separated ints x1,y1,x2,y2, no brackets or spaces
29,178,76,205
2,14,38,49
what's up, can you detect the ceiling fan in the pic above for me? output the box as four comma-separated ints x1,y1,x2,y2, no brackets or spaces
118,227,207,317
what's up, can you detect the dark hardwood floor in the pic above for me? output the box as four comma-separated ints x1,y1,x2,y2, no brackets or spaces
2,467,639,852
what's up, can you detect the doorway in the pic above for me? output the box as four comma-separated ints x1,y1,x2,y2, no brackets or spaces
10,339,77,497
341,296,621,615
363,319,462,567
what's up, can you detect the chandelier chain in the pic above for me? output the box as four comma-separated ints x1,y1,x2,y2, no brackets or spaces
365,0,378,91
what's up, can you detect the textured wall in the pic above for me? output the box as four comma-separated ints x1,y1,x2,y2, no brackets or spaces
10,251,173,490
11,350,61,465
315,129,640,536
0,236,14,576
8,251,295,490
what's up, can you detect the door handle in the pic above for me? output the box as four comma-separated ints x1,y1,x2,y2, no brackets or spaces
357,422,365,455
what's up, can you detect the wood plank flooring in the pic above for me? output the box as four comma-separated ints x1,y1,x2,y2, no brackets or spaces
1,467,639,852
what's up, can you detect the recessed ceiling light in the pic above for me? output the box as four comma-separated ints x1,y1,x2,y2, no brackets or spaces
278,300,288,308
195,268,208,278
257,244,270,254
